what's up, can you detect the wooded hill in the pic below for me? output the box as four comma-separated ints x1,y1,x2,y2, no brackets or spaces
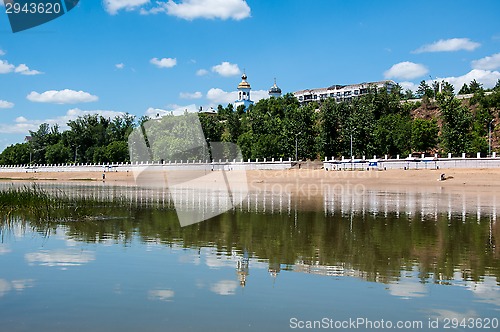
1,79,499,165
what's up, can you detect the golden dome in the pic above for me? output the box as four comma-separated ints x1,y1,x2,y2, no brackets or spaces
238,73,251,89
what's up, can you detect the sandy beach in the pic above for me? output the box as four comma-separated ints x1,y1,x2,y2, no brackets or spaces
1,168,500,195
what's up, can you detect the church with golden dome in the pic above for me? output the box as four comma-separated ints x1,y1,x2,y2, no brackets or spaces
234,73,282,111
234,73,254,110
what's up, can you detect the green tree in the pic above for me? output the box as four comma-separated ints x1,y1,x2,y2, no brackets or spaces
441,81,455,95
437,94,473,154
403,89,415,100
373,114,412,157
411,118,439,153
346,98,376,157
66,114,112,163
198,113,223,143
317,98,348,158
416,80,433,99
469,79,483,94
458,83,470,95
45,142,72,164
106,141,129,163
107,113,136,142
28,123,62,164
494,79,500,91
0,143,30,165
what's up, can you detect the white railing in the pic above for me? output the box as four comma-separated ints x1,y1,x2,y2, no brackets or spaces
323,152,500,170
0,158,295,173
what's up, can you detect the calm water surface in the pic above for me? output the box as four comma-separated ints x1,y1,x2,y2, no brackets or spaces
0,183,499,331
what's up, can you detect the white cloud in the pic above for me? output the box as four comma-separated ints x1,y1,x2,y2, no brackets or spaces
115,63,125,69
0,279,11,297
413,38,481,53
251,90,270,102
25,249,95,267
207,88,237,104
0,279,33,298
196,69,209,76
0,108,124,134
432,309,478,322
150,57,177,68
145,104,199,117
66,108,124,119
11,279,35,291
465,276,500,307
210,280,238,295
0,244,11,255
399,81,419,92
388,279,427,299
471,53,500,70
0,122,38,134
384,61,428,80
103,0,150,14
206,88,268,105
0,49,5,56
0,100,14,109
142,0,251,20
27,89,98,104
145,107,171,117
211,61,240,77
14,63,42,75
148,289,175,301
437,69,500,91
0,60,42,75
180,91,202,99
0,60,15,74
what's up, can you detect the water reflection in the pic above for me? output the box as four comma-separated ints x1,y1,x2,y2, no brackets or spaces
0,279,34,297
1,181,498,220
25,249,96,268
0,182,499,331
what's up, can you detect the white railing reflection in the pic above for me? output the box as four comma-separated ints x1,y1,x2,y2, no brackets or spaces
0,182,498,221
323,186,498,221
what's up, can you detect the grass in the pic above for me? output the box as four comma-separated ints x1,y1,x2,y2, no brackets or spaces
0,184,137,223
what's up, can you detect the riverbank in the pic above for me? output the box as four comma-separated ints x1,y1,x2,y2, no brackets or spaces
1,168,500,194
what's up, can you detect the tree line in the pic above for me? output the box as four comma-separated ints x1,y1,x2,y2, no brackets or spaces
1,79,500,165
0,113,138,165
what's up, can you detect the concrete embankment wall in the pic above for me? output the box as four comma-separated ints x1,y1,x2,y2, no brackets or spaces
324,157,500,171
0,160,294,173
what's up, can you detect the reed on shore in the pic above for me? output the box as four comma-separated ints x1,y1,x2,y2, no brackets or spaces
0,184,138,223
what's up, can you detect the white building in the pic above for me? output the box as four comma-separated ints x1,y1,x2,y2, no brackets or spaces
234,73,254,110
293,80,396,104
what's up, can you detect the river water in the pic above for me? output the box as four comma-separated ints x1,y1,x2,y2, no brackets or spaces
0,183,499,331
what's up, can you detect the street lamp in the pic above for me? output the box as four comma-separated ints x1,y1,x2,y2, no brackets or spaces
429,75,436,100
30,147,46,166
295,132,301,162
488,119,494,157
350,133,353,161
74,145,80,163
350,128,356,170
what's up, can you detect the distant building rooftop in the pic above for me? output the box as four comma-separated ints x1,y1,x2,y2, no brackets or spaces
294,80,396,104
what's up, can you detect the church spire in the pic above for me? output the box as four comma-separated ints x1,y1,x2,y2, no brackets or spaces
234,71,254,111
269,77,282,98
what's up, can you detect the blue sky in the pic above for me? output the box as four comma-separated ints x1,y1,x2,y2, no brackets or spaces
1,0,500,148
